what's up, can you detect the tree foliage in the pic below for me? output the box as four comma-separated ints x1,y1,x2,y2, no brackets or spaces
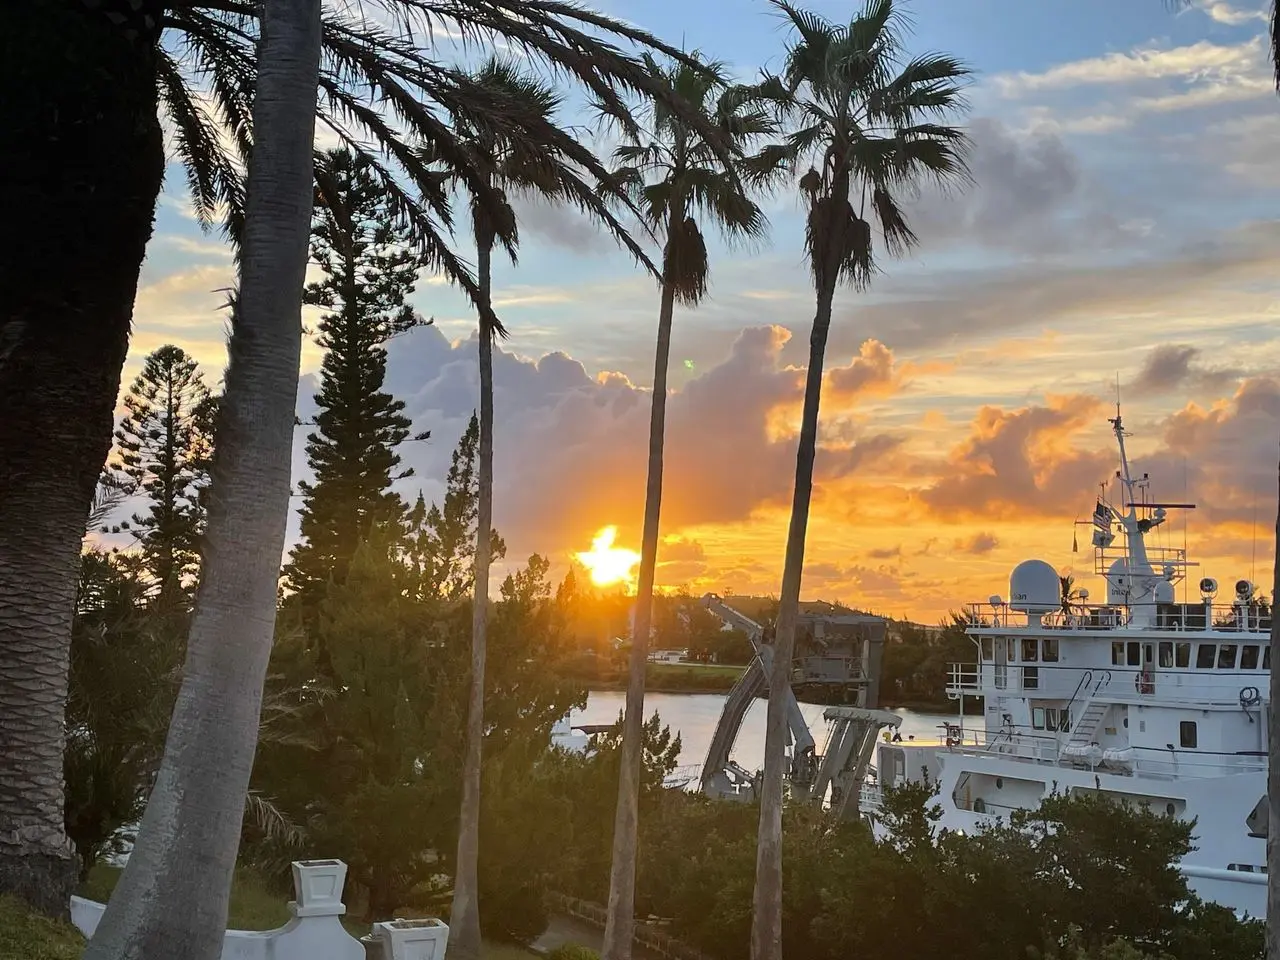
283,149,427,617
110,344,216,597
64,551,181,879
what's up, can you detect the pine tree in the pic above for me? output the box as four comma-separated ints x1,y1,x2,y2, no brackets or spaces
407,415,506,603
111,344,215,597
284,148,429,614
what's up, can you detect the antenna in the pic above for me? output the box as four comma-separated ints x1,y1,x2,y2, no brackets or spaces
1182,457,1188,606
1251,494,1258,587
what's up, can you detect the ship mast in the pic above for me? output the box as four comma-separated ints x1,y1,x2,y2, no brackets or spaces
1107,409,1161,625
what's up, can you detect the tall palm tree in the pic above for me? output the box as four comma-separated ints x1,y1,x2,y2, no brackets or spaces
750,4,969,958
0,0,726,914
444,57,658,960
596,55,785,960
82,0,323,955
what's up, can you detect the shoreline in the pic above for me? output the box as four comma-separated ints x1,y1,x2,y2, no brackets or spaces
575,679,963,714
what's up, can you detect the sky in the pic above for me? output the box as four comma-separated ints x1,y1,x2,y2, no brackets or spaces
124,0,1280,622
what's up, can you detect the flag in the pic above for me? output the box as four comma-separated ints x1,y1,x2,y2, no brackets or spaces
1072,529,1078,553
1092,500,1110,530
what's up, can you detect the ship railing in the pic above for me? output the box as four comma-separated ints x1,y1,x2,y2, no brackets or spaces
945,727,1266,780
945,663,981,697
963,600,1272,634
942,662,1269,707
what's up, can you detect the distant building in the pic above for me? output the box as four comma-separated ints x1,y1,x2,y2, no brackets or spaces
648,648,688,664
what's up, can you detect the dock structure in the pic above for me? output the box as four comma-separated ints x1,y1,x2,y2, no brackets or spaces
697,594,893,817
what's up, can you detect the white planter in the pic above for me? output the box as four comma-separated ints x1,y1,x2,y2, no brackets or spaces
373,917,449,960
291,859,348,917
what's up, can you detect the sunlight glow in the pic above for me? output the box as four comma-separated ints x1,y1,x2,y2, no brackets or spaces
576,526,641,588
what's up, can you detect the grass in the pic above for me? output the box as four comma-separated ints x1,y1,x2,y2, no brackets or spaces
0,896,84,960
80,863,290,932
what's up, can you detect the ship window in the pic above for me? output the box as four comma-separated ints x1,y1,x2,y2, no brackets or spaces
1175,642,1191,668
1046,708,1062,730
1006,638,1018,662
1196,644,1216,669
1112,642,1125,666
1218,644,1238,669
981,637,993,662
1059,710,1071,732
1032,707,1046,729
1021,638,1038,662
1242,645,1260,670
1127,642,1141,667
1042,638,1059,662
1158,642,1174,668
1023,666,1039,690
1265,647,1272,670
1180,720,1198,749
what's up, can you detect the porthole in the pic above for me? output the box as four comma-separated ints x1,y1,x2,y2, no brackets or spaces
995,777,1004,789
1166,803,1175,816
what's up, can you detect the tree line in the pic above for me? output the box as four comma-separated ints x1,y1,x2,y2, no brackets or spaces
3,1,1279,960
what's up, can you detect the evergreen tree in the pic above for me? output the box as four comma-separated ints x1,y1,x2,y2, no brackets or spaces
111,344,215,597
408,415,506,603
284,148,429,614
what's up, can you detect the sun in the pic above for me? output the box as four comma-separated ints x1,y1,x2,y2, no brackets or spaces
576,526,641,588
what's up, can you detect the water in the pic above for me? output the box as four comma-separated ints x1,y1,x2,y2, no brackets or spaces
571,691,960,774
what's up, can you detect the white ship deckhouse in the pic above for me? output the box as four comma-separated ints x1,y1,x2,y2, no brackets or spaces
863,409,1271,919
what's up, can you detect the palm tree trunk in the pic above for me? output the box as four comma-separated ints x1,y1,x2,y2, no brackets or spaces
750,277,836,960
0,0,164,918
82,2,321,957
450,225,496,960
1267,450,1279,958
601,273,678,960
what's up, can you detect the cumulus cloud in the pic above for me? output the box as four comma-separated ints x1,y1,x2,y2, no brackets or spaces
919,395,1116,520
908,118,1129,253
956,532,1001,555
322,323,909,570
1132,343,1244,394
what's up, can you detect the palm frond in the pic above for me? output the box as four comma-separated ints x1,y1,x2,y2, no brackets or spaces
157,0,741,333
244,790,307,848
772,0,970,292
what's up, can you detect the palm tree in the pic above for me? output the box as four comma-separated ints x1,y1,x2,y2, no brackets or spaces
82,0,323,955
594,55,784,960
750,4,969,958
0,0,727,914
444,57,659,960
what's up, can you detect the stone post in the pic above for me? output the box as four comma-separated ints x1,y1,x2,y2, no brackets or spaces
373,917,450,960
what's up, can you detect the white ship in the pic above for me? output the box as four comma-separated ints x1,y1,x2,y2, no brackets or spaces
862,409,1271,919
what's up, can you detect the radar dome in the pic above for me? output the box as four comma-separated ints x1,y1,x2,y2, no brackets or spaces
1154,580,1175,604
1107,558,1131,606
1010,560,1060,614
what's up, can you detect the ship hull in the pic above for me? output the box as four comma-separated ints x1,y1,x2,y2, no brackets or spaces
925,750,1267,919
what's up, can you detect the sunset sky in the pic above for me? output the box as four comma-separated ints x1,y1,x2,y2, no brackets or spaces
125,0,1280,622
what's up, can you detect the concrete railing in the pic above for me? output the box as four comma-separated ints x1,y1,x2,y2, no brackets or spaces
71,859,449,960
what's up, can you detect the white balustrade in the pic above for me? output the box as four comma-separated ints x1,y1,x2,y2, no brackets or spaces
70,858,447,960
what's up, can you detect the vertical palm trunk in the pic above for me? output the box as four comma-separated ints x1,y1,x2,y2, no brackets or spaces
0,0,163,917
602,269,678,960
450,224,496,960
1267,452,1279,958
83,2,321,957
750,277,836,960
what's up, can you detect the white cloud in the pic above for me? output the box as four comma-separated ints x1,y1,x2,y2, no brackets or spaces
991,36,1265,96
1193,0,1269,26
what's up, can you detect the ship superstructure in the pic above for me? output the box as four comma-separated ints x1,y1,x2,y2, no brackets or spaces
863,410,1272,919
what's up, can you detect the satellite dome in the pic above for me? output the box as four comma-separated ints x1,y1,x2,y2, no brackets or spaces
1107,558,1131,606
1009,560,1060,614
1154,580,1175,604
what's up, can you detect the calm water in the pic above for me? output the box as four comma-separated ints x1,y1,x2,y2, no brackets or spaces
572,692,962,773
